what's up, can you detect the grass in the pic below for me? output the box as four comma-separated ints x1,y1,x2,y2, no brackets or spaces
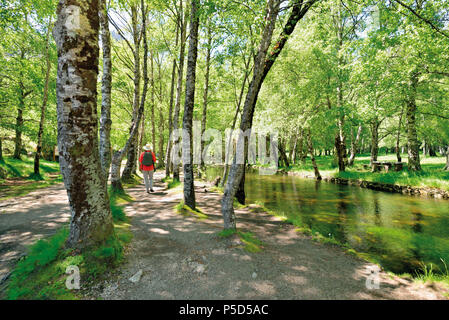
218,229,264,253
174,200,208,220
0,156,63,201
3,188,135,300
288,153,449,192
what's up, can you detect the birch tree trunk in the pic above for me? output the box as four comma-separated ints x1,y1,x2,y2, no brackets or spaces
220,60,250,188
333,1,347,172
406,72,422,171
165,25,179,177
348,124,362,166
201,23,212,168
122,5,141,180
150,50,156,152
444,146,449,171
99,0,112,179
34,20,52,176
111,0,149,191
370,119,380,165
221,0,317,229
307,130,321,180
396,105,404,163
182,0,200,210
14,69,26,160
157,60,165,167
173,0,188,182
54,0,114,248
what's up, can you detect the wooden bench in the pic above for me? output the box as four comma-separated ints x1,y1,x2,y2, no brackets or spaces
372,161,405,173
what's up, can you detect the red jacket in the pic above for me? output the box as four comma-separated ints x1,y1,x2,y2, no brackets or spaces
139,151,156,171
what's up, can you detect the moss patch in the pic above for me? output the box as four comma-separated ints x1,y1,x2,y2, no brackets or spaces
175,200,208,220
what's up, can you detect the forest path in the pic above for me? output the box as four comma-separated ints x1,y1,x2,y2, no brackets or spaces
93,172,447,300
0,183,70,285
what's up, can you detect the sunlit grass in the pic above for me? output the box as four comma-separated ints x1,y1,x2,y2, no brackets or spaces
174,200,208,219
0,156,63,201
289,154,449,191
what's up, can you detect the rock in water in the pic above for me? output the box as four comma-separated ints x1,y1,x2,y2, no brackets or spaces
129,270,143,283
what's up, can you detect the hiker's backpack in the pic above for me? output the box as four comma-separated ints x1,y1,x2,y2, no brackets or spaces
142,151,154,166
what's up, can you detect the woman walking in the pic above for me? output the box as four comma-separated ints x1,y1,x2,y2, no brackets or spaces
139,144,157,194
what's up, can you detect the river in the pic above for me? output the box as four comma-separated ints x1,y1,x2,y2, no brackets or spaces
206,167,449,275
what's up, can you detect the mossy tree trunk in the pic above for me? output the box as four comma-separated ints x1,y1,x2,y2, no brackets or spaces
54,0,114,249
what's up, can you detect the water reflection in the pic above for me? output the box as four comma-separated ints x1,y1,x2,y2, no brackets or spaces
205,167,449,275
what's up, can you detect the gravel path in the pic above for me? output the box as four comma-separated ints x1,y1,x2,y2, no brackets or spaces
93,173,447,300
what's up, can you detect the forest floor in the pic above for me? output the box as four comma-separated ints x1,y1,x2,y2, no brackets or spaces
86,172,448,300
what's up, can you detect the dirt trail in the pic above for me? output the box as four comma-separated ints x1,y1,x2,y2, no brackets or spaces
92,173,447,300
0,183,70,284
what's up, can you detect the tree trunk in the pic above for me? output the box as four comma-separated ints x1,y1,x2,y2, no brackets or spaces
201,24,212,168
307,130,321,180
14,75,25,160
0,137,3,162
370,119,380,165
99,0,113,179
220,59,250,188
164,25,179,177
111,0,149,191
157,60,165,167
150,50,156,153
172,0,188,182
34,20,52,176
348,124,362,166
54,0,114,249
182,0,200,210
122,5,141,180
444,146,449,171
406,72,422,171
396,105,404,163
334,2,347,172
278,139,290,168
222,0,316,230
